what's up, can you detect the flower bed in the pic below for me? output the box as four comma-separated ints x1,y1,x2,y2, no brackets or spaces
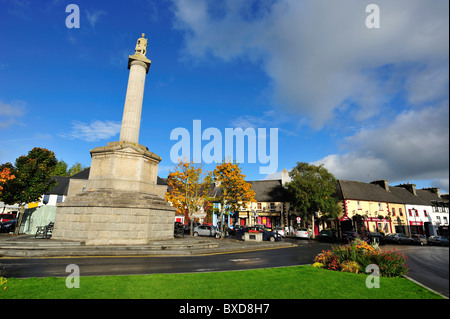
313,238,408,277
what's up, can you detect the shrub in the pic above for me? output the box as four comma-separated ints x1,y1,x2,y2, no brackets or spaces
340,260,359,273
313,240,408,277
312,262,324,268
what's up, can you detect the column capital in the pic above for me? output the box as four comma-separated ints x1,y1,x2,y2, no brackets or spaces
128,55,151,73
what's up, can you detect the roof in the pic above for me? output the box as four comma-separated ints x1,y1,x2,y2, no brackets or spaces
416,189,449,205
389,186,429,206
69,167,90,179
337,180,403,204
45,176,69,195
249,180,290,202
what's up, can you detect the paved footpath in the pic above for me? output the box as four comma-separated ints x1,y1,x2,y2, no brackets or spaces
0,234,294,258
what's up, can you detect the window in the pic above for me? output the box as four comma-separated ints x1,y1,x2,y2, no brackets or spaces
399,208,403,216
392,208,396,216
357,201,361,210
415,209,419,217
444,217,448,224
57,195,64,203
408,209,412,217
378,203,383,211
43,194,50,205
257,203,261,210
270,202,275,210
424,210,428,217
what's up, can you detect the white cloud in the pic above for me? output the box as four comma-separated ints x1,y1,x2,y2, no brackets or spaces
172,0,449,128
314,104,449,188
0,100,26,129
60,120,121,142
86,10,106,28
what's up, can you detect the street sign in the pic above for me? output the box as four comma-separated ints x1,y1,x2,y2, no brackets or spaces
296,217,301,223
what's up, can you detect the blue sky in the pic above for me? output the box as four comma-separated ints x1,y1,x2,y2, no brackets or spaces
0,0,448,193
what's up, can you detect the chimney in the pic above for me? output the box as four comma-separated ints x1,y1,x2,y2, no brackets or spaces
422,187,441,198
370,180,389,192
397,183,417,196
281,168,290,186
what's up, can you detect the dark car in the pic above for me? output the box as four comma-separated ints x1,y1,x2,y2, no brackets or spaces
318,229,336,242
427,236,449,246
229,225,244,236
237,226,282,242
367,232,385,245
341,231,358,243
390,233,415,245
0,219,17,233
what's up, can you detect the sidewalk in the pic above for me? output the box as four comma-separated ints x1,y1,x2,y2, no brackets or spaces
0,233,294,258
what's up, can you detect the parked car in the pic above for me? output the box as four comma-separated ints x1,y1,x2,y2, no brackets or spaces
193,224,220,238
236,226,282,242
427,236,449,246
318,229,336,242
273,227,285,237
389,233,415,245
294,228,310,239
228,225,244,236
0,213,16,223
411,234,428,246
0,219,17,233
341,231,358,243
367,232,385,245
183,222,200,234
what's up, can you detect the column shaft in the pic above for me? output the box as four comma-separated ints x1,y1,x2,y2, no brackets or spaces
119,60,148,143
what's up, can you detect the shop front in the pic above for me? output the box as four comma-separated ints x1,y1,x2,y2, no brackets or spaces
409,220,425,235
363,217,393,234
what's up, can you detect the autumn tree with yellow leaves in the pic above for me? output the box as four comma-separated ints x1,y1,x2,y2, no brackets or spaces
211,161,255,237
0,167,15,193
165,160,212,236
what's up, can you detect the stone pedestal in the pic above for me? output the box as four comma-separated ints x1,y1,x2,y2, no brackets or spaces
52,190,175,245
87,141,160,195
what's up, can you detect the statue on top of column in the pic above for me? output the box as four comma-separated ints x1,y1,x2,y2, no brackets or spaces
135,33,148,57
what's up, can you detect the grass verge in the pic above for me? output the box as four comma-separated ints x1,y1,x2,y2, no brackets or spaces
0,265,443,299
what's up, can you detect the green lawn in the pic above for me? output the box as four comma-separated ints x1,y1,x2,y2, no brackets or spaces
0,265,443,299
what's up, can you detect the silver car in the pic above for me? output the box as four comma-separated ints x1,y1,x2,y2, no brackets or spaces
193,225,220,238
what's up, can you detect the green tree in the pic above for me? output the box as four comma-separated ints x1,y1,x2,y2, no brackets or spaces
286,162,341,238
53,159,69,176
0,147,58,235
68,162,86,176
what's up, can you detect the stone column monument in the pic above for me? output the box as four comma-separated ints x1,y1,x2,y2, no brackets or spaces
52,34,175,245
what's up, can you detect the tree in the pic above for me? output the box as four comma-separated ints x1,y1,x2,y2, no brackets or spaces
68,162,86,176
0,148,58,235
210,161,255,237
53,159,69,176
0,166,15,193
286,162,341,238
165,160,212,236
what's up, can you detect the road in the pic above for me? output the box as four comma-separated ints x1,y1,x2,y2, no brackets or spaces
0,239,329,277
390,244,449,297
1,239,448,297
